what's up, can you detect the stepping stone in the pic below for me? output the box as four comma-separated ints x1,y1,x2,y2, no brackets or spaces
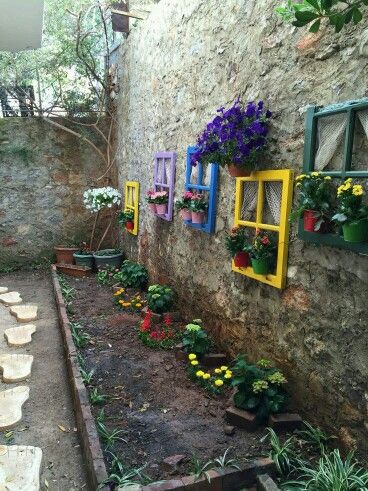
0,292,22,306
0,445,42,490
0,354,33,383
4,324,36,347
10,305,38,323
0,386,29,430
0,288,8,294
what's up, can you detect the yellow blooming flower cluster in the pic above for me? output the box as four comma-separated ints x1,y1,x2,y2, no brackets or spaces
252,379,269,393
188,355,232,391
113,288,145,310
337,178,364,197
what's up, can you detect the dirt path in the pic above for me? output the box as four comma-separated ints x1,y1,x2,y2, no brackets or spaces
0,270,88,491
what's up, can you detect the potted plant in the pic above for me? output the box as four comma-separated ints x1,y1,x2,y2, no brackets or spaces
332,179,368,243
147,284,174,314
175,191,194,221
190,193,208,224
145,190,157,213
290,172,334,233
249,230,276,275
190,98,272,177
225,227,251,268
54,244,79,265
119,209,135,231
93,249,123,270
73,243,94,269
153,191,169,215
231,355,288,424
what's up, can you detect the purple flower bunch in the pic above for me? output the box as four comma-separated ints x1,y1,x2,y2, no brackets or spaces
190,99,272,168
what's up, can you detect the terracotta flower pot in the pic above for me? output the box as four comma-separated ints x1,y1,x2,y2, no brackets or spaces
54,246,78,265
56,264,92,278
191,211,206,224
156,203,168,215
228,164,252,178
149,203,157,213
234,251,250,268
180,209,192,221
125,221,134,231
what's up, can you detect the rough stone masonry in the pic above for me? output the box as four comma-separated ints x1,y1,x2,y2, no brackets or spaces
117,0,368,454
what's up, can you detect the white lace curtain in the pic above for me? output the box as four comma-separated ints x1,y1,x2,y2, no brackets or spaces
242,181,282,224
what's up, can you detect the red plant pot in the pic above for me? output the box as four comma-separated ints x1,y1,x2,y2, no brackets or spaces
303,210,319,233
125,221,134,231
234,251,250,268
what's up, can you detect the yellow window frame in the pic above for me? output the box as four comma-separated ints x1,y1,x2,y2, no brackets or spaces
124,181,140,236
233,169,294,289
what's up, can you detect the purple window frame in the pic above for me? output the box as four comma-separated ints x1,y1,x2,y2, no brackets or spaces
153,151,177,221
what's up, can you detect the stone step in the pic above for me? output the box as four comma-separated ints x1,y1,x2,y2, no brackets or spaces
0,445,42,490
10,305,38,323
0,292,23,306
0,287,8,294
4,324,36,347
0,354,33,383
0,386,29,430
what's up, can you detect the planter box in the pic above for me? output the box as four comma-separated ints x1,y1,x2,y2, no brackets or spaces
55,264,92,278
226,406,259,431
73,253,94,269
257,474,281,491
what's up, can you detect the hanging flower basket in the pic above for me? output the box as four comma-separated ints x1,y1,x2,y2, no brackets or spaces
191,211,206,224
156,203,168,215
228,164,252,178
149,203,157,213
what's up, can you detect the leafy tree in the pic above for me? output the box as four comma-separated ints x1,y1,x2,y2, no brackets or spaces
276,0,368,32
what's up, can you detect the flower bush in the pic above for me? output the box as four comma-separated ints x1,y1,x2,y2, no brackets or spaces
189,193,208,213
187,354,232,395
231,355,288,423
332,179,368,226
145,190,169,204
83,187,121,212
182,320,211,356
191,98,272,170
113,260,148,289
249,230,276,261
175,191,195,211
96,267,121,285
113,288,145,311
147,284,174,314
290,172,335,230
138,310,179,349
225,227,250,257
118,209,134,226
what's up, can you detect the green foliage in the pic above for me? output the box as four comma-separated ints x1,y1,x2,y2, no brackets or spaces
276,0,368,33
189,194,208,213
147,284,174,314
115,260,148,289
332,179,368,225
182,321,211,356
96,266,117,285
225,227,251,257
96,421,127,449
89,388,108,405
262,428,300,477
100,454,149,488
249,230,277,261
213,448,241,472
231,355,288,423
298,421,335,454
190,449,240,483
0,143,34,164
80,367,95,385
70,322,91,349
118,209,134,225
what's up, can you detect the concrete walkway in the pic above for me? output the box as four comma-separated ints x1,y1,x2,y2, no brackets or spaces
0,270,88,490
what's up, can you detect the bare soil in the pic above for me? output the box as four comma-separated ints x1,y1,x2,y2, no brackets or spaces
67,275,271,482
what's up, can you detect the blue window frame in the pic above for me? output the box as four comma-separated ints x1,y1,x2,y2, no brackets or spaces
184,146,219,234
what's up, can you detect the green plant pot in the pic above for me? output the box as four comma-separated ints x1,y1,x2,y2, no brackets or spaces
93,249,123,270
251,258,270,275
342,220,368,243
73,253,94,269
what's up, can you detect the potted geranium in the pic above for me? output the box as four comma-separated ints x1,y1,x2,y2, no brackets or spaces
332,179,368,243
290,172,334,233
225,227,250,268
190,193,208,224
175,191,194,221
153,191,169,215
190,98,272,177
119,209,135,231
73,243,94,269
249,230,276,275
145,190,157,213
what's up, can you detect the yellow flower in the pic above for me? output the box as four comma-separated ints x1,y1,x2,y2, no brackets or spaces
295,182,302,188
214,379,224,387
324,176,332,180
220,366,228,371
196,370,205,378
188,354,197,361
225,370,232,377
118,300,124,304
345,178,353,183
224,373,232,379
125,302,131,307
295,174,306,181
202,373,211,380
311,172,320,177
136,303,142,308
343,183,351,190
191,360,199,366
214,368,222,374
113,291,120,296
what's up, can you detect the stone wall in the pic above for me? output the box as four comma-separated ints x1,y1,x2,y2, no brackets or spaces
117,0,368,453
0,118,111,269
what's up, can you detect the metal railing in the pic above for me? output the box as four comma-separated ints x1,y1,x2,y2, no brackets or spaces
0,86,36,118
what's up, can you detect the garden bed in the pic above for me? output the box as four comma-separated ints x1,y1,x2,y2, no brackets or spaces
62,274,273,486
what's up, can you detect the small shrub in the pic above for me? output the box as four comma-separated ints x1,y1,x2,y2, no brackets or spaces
138,311,179,349
187,353,232,396
231,355,288,423
113,288,145,311
96,267,119,286
116,260,148,289
146,284,174,314
182,320,211,356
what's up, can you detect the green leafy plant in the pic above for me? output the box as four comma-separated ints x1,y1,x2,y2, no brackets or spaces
332,179,368,226
70,322,91,349
80,367,95,385
76,352,86,369
96,421,127,449
213,448,241,472
115,260,148,289
147,284,174,314
276,0,368,33
118,209,134,226
290,172,335,230
298,421,335,454
89,388,109,406
249,230,277,261
225,226,250,257
96,266,118,286
100,454,149,488
58,274,76,304
182,320,211,356
190,449,240,483
282,449,368,490
262,428,300,477
189,194,208,213
231,355,288,423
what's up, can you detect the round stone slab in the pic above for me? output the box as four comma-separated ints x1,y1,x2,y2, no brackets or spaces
4,324,36,347
0,288,8,295
10,305,38,323
0,386,29,430
0,354,34,383
0,445,42,490
0,292,22,306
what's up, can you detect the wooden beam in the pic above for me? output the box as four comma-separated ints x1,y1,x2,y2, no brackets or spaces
111,9,146,20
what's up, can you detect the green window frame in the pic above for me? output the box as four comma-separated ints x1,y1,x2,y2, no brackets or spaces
299,98,368,254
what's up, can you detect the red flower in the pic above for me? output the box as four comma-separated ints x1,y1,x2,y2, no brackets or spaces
163,314,172,326
261,237,270,245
